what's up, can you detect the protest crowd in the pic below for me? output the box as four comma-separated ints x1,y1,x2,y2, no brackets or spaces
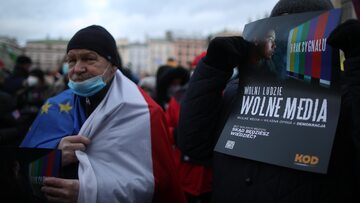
0,0,360,202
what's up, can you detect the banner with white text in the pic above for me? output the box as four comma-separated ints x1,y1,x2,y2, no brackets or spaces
214,9,342,174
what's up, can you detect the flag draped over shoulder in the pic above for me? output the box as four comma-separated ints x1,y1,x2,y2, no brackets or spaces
20,89,86,148
76,70,185,203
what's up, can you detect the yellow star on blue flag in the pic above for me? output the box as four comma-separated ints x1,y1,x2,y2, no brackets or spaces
59,102,73,113
20,89,86,148
41,101,52,114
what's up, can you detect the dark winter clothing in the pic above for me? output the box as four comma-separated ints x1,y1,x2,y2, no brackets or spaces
0,91,32,146
178,54,360,202
155,66,190,110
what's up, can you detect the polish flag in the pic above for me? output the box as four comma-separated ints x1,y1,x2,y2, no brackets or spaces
76,70,186,203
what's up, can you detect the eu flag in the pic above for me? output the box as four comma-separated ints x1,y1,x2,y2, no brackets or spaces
20,89,86,148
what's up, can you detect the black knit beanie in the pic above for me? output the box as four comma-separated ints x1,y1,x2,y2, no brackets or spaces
270,0,334,17
67,25,122,68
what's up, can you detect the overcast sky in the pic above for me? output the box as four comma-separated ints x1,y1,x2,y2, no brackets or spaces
0,0,279,45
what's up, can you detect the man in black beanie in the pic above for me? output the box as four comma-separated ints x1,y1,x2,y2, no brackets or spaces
178,0,360,202
20,25,186,203
66,25,122,69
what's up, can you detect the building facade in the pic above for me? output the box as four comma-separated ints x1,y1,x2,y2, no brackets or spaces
174,38,207,68
117,38,129,69
128,42,148,75
0,36,23,71
25,39,68,71
147,37,176,74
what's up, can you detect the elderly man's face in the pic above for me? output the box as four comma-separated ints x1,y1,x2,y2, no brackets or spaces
66,49,115,82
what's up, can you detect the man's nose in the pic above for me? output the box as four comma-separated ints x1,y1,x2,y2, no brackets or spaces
72,61,86,73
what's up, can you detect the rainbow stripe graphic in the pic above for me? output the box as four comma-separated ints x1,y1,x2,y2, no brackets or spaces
29,149,61,178
286,9,341,87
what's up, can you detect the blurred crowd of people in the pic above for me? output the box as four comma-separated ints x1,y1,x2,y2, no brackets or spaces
0,55,77,145
0,54,198,145
0,51,211,202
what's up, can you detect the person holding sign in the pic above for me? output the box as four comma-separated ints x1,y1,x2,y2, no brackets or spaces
327,17,360,200
178,0,359,202
20,25,185,203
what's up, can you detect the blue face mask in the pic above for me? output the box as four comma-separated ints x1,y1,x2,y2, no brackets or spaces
68,66,110,97
62,63,69,75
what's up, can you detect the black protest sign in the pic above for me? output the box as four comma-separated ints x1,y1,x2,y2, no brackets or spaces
215,9,342,174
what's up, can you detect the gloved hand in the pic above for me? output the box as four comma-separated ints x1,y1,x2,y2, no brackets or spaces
328,19,360,58
203,36,255,71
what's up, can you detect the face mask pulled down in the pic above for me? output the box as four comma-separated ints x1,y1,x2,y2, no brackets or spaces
68,65,111,97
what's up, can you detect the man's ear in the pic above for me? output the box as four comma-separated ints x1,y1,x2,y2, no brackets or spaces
111,65,117,73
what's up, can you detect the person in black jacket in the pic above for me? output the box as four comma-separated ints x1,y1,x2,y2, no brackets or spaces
3,55,32,96
327,18,360,199
155,66,190,110
178,0,360,202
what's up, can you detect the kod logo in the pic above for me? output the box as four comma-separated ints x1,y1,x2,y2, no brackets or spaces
294,153,319,166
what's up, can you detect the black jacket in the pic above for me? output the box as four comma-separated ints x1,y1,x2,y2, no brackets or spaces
0,91,32,146
178,58,360,203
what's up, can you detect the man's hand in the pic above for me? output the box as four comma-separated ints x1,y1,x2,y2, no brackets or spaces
58,135,90,166
41,177,79,203
203,36,255,71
